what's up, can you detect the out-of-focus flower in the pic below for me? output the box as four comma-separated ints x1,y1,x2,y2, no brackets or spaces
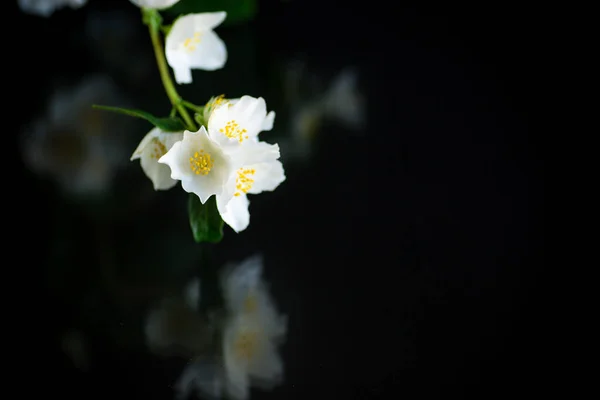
20,74,133,197
129,0,180,9
166,12,228,84
173,255,287,400
158,126,234,204
280,64,365,162
145,278,214,357
18,0,86,17
220,255,287,400
131,127,183,190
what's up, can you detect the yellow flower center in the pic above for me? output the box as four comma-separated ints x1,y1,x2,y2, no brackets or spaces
189,149,214,175
220,120,249,143
234,168,256,196
150,138,167,159
183,32,202,53
234,330,258,361
243,293,257,313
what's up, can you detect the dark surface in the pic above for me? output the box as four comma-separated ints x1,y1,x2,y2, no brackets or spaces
13,0,544,399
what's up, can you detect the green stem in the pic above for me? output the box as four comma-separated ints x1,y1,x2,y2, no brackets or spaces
182,100,205,113
146,12,196,131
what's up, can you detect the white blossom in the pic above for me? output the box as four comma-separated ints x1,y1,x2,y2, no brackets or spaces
216,142,285,233
130,127,183,190
166,12,228,84
158,126,234,204
20,75,132,197
204,95,284,232
220,255,287,400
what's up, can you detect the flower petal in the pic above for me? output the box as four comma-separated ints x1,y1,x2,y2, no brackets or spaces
131,127,160,160
262,111,276,131
217,192,250,233
208,96,268,146
129,0,180,9
246,159,285,195
140,146,178,190
158,126,232,203
187,30,227,71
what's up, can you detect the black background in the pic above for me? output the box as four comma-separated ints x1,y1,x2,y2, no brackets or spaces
12,0,544,399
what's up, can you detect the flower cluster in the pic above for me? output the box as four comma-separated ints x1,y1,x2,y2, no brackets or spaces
145,255,287,400
128,4,285,234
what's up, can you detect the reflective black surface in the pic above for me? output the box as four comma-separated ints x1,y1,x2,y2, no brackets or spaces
14,1,543,399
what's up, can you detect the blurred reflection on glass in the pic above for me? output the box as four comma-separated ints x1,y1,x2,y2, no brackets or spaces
145,254,287,400
18,0,87,17
279,61,366,163
20,74,135,198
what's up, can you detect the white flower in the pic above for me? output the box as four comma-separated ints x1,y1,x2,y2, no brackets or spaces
166,12,228,84
220,255,287,400
19,74,132,197
128,0,180,9
158,126,233,204
18,0,86,17
216,142,285,232
130,127,183,190
204,95,275,134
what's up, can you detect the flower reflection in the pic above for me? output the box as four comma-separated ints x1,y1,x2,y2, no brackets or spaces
280,61,365,162
20,74,134,198
145,255,287,400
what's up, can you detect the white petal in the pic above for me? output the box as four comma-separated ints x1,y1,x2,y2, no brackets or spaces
187,30,227,71
208,96,268,146
140,146,178,190
133,128,182,190
165,13,227,82
220,255,264,311
217,193,250,233
129,0,180,9
174,359,224,400
262,111,276,131
246,159,286,195
248,340,284,384
131,127,161,160
188,11,227,31
158,126,232,203
223,319,251,400
183,278,200,311
170,53,193,84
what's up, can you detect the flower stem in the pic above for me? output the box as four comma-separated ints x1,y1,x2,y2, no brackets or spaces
145,9,196,131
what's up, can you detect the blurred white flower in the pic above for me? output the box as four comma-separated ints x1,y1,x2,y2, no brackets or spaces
166,12,228,84
145,278,214,357
20,75,133,197
158,126,234,204
18,0,86,17
220,255,287,400
281,64,365,161
129,0,180,9
173,255,287,400
131,127,183,190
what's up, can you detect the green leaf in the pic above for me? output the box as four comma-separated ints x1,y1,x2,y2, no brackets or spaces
164,0,257,26
92,105,186,132
188,194,224,243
